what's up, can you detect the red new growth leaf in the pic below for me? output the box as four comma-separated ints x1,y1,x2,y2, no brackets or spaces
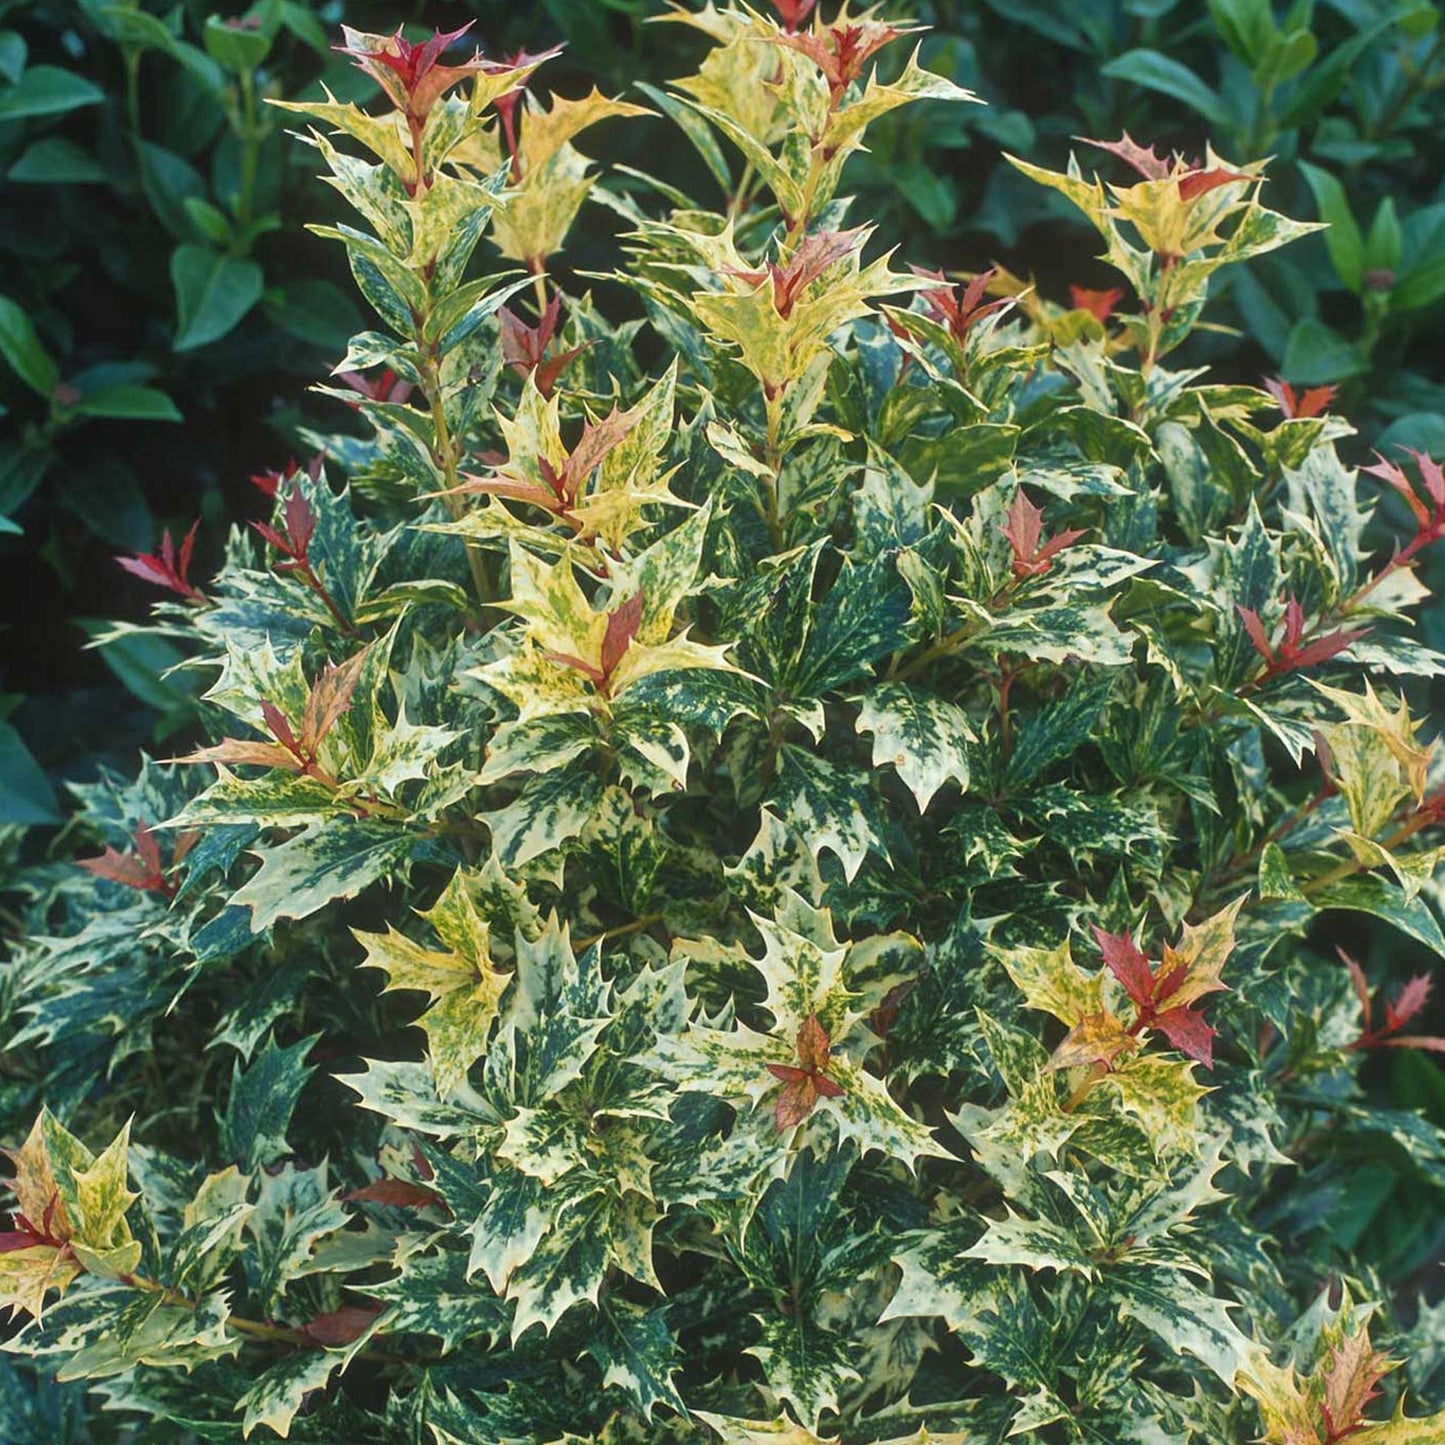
1342,950,1445,1054
462,401,634,526
771,21,910,105
770,0,817,33
118,521,205,604
1237,595,1367,678
78,822,198,899
1069,285,1125,321
336,367,413,407
600,592,644,682
1362,448,1445,570
1000,489,1087,581
730,229,866,319
499,294,587,398
1081,133,1251,200
344,1178,447,1212
180,648,368,786
1263,377,1337,420
253,487,316,570
300,1303,383,1347
253,479,356,632
1094,928,1155,1011
336,23,496,122
1176,166,1253,201
250,454,322,499
490,47,563,181
1093,924,1228,1067
912,265,1012,346
766,1014,845,1132
1385,974,1432,1032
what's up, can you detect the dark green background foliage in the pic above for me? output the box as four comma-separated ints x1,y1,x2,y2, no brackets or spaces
2,2,1445,1441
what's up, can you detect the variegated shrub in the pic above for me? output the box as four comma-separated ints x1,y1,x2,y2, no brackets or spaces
5,5,1445,1443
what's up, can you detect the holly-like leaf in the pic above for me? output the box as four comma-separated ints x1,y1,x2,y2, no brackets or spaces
354,871,511,1092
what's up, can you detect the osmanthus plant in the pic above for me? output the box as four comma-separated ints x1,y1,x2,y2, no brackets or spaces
6,4,1445,1443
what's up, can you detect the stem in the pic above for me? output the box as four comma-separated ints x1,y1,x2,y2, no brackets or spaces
529,261,548,317
123,48,142,137
421,352,495,607
234,67,261,242
576,912,666,951
1368,31,1445,140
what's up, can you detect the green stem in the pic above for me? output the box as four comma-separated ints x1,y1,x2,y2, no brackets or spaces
422,353,495,608
1368,31,1445,141
234,67,261,245
123,47,142,137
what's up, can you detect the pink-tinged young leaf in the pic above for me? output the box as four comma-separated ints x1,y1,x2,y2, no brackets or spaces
1080,131,1171,181
77,823,179,896
301,648,369,757
770,22,911,103
765,1015,844,1131
498,294,586,397
117,521,205,603
335,23,527,122
1001,489,1086,579
1264,377,1337,419
732,229,867,319
178,738,306,774
1361,454,1432,531
337,367,413,406
1286,625,1369,671
1384,975,1432,1032
1340,949,1373,1021
77,846,158,893
1381,1034,1445,1052
794,1013,831,1074
771,1073,820,1132
1319,1325,1394,1442
1001,490,1043,567
910,265,1012,346
541,650,607,687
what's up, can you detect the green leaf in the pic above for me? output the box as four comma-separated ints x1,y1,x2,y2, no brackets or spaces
8,137,106,184
0,294,59,396
0,719,59,824
363,1250,509,1352
1100,50,1230,127
219,1033,320,1171
237,1349,340,1439
70,385,182,423
1300,161,1365,292
855,681,972,812
169,244,264,351
1314,876,1445,959
772,747,885,882
1281,317,1365,384
0,66,103,121
747,1314,861,1431
230,821,416,932
585,1298,686,1418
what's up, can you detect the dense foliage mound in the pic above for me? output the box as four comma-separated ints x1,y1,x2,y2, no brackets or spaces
4,5,1445,1442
